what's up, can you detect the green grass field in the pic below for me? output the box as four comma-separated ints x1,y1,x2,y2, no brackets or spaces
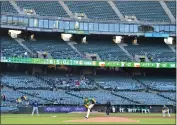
1,113,176,124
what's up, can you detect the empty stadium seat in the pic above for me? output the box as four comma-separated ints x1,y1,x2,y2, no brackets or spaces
40,74,97,90
136,76,176,91
74,40,131,61
1,1,18,14
124,39,176,62
20,90,83,105
165,1,176,18
114,1,170,22
1,36,27,58
68,90,134,105
113,91,175,105
94,74,144,90
65,1,119,20
158,92,176,100
1,72,175,106
23,39,83,60
1,73,50,89
16,1,69,17
1,88,48,105
0,107,19,113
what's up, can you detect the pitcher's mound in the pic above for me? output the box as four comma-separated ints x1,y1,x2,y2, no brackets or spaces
65,117,139,123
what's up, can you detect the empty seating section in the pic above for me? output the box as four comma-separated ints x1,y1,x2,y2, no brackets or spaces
1,35,175,62
65,1,119,20
1,1,18,14
1,101,17,107
1,107,19,113
1,72,175,106
20,90,83,105
137,76,176,91
1,73,50,89
75,41,131,61
95,75,144,90
114,91,175,105
16,1,69,17
165,1,176,18
114,1,170,22
1,88,47,105
159,92,176,100
124,40,176,62
23,38,83,60
68,90,134,105
1,36,27,57
1,1,175,22
40,74,97,90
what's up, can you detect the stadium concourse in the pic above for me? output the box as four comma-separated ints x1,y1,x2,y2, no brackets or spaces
0,0,176,124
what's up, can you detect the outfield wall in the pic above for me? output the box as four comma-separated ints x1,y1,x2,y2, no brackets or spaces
1,105,176,114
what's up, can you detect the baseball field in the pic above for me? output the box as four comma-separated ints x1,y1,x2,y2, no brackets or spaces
1,113,176,124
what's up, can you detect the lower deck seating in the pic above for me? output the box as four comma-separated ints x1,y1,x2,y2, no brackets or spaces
1,73,50,89
0,107,19,113
1,88,48,105
136,76,176,91
1,101,17,107
40,74,97,90
94,74,144,90
1,72,175,106
68,90,134,105
113,91,175,105
158,92,176,100
19,90,83,105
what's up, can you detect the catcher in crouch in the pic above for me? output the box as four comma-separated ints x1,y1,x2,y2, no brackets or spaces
84,97,96,119
162,105,171,117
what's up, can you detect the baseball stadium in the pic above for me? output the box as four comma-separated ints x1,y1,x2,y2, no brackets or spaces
0,0,176,124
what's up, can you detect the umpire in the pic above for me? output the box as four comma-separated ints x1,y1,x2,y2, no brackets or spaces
106,101,111,115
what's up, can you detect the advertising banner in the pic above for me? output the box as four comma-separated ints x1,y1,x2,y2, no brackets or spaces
44,106,87,113
65,30,89,35
145,33,169,37
1,57,176,68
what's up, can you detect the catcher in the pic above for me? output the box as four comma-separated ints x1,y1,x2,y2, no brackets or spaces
162,105,171,117
84,97,96,119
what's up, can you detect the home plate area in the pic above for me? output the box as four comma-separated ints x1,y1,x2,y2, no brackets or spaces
65,117,139,123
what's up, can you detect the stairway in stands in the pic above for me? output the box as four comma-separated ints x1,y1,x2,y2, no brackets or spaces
14,38,35,56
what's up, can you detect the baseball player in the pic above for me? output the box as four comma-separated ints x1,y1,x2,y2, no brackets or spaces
31,100,40,116
162,105,171,117
84,97,96,119
105,101,111,116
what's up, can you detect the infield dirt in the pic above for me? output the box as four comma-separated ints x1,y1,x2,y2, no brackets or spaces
65,117,139,123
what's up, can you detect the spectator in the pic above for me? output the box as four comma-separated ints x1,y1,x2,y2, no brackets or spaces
76,80,80,86
21,95,28,101
26,101,29,107
43,51,47,59
16,98,22,103
2,94,6,101
24,52,28,57
0,84,3,89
